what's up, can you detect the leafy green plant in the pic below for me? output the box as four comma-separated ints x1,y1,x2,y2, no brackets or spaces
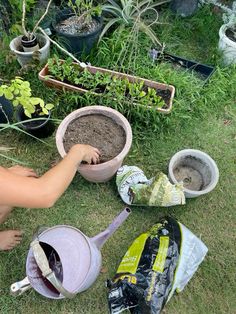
8,0,36,28
0,77,54,118
47,57,167,109
67,0,102,32
100,0,170,47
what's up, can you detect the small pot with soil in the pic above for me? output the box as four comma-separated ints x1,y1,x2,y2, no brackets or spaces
168,149,219,198
21,34,39,52
16,106,55,138
219,23,236,65
52,8,103,56
10,33,50,67
56,106,132,182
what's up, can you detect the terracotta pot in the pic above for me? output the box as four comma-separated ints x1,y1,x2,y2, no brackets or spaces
38,61,175,113
56,106,132,182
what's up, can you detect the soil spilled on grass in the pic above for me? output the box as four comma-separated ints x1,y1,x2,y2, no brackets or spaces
63,114,126,163
173,165,204,191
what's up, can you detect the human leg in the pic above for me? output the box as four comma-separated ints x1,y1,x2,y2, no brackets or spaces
0,205,13,223
0,205,22,251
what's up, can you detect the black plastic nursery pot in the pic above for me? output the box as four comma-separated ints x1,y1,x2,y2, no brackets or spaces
0,96,13,124
151,49,215,83
52,9,103,56
16,106,55,138
21,34,39,51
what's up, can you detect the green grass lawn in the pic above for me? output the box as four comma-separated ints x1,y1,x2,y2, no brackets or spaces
0,5,236,314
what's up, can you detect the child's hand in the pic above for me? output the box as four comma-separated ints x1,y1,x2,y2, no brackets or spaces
8,165,38,177
70,144,101,164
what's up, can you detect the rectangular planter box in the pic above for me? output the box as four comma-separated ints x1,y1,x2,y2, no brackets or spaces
38,61,175,113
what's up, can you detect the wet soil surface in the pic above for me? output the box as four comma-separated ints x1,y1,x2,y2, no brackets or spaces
63,114,126,163
55,16,100,35
173,165,204,191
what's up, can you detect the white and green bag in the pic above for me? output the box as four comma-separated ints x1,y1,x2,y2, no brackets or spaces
116,165,185,207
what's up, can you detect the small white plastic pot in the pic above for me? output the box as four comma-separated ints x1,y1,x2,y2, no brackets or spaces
219,24,236,65
168,149,219,198
10,34,50,67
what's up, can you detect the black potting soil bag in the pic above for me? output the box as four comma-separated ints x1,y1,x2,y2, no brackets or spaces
107,217,208,314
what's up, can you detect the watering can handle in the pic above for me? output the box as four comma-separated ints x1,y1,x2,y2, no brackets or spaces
30,240,76,299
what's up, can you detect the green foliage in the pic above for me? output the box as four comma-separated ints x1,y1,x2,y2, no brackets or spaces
67,0,102,30
9,0,36,19
100,0,170,46
0,77,54,118
47,57,166,110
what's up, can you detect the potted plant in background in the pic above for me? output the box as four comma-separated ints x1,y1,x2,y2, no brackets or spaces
52,0,102,56
218,3,236,65
202,0,236,64
9,0,53,67
0,77,54,138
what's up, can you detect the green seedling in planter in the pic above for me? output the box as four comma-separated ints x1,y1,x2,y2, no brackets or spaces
74,68,97,90
47,57,76,82
68,0,102,32
140,87,166,108
0,77,54,118
127,81,146,99
47,57,167,109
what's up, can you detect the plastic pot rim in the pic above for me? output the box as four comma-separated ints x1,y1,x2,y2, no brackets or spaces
52,14,103,39
16,106,52,130
168,149,219,196
219,24,236,48
56,106,132,170
9,33,50,56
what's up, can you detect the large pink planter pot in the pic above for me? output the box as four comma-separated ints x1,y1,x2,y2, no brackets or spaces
56,106,132,182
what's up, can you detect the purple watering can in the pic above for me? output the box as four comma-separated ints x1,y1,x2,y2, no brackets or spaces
10,207,131,299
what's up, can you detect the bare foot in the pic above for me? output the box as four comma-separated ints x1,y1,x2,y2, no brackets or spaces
0,230,22,251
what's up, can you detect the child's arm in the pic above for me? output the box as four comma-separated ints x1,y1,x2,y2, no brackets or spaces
0,144,100,208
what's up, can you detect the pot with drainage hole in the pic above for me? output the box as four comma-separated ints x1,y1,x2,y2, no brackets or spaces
168,149,219,198
10,207,131,299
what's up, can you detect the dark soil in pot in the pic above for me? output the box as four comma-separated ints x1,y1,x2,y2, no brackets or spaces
226,27,236,43
63,114,126,163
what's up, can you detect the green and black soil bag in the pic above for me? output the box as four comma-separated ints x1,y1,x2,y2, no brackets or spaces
107,217,208,314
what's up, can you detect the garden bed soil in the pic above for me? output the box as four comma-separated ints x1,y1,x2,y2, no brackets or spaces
63,114,126,163
55,16,100,35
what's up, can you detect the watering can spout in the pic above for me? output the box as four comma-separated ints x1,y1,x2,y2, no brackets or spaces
91,207,131,250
